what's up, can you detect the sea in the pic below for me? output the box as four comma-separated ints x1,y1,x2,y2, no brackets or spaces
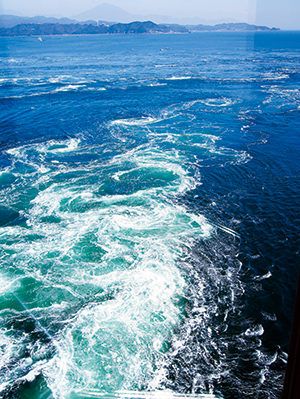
0,31,300,399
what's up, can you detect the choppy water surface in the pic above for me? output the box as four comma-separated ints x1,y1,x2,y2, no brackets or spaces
0,32,300,399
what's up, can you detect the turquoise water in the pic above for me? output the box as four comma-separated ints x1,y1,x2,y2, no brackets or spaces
0,32,300,398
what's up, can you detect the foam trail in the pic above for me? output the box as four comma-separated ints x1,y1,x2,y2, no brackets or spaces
165,77,192,81
210,222,240,238
110,117,163,126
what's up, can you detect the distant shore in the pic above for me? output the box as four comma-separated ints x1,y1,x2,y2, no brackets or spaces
0,20,280,37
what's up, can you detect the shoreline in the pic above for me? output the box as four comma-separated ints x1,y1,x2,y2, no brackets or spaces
0,21,280,38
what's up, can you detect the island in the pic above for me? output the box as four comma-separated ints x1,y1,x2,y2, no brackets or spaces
0,20,280,37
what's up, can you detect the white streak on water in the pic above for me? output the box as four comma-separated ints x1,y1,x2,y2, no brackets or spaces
110,117,163,126
165,76,192,81
253,271,272,281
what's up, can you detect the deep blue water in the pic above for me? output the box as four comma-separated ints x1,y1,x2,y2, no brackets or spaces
0,31,300,399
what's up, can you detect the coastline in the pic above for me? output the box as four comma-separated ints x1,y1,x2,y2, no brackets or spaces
0,20,280,37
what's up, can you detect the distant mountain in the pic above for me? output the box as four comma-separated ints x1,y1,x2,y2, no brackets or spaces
74,3,239,26
0,21,279,37
0,15,98,28
74,3,142,24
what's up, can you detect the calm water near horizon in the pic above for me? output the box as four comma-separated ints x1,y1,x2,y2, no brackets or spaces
0,31,300,399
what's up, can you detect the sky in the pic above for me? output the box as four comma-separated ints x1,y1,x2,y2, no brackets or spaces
0,0,299,30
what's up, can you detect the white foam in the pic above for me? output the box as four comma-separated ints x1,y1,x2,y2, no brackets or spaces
110,117,163,127
0,120,249,397
49,78,61,84
210,222,239,238
261,73,289,81
112,147,196,194
44,259,185,394
261,311,277,321
3,92,49,99
0,275,21,294
5,139,81,180
166,76,192,81
34,138,81,154
53,84,85,93
148,83,167,87
245,324,264,337
1,137,215,396
253,271,272,281
202,98,235,107
256,350,278,366
2,84,87,100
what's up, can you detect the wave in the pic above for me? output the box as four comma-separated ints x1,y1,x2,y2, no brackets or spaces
52,84,85,92
110,117,164,127
147,83,168,87
2,85,88,99
165,76,192,81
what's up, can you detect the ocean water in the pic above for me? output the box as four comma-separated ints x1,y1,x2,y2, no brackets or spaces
0,31,300,399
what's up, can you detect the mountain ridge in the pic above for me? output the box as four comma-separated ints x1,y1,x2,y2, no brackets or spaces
0,20,280,37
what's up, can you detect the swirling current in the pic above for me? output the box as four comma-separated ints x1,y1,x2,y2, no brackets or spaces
0,32,300,399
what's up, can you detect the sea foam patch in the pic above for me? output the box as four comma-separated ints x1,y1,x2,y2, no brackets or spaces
1,136,215,398
0,106,249,398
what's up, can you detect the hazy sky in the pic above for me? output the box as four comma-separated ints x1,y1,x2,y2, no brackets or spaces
1,0,299,30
